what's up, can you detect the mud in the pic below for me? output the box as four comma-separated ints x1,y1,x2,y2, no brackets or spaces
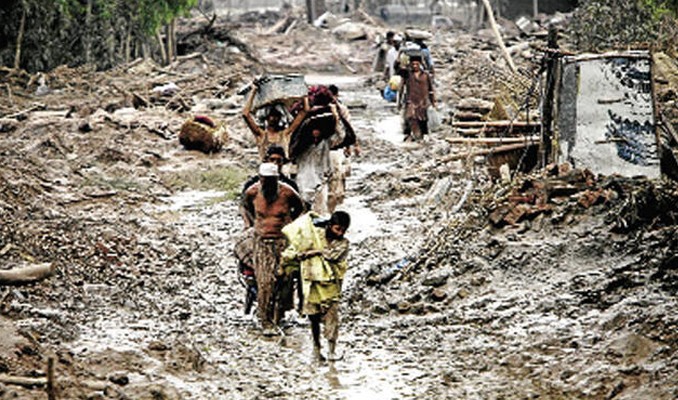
0,7,677,400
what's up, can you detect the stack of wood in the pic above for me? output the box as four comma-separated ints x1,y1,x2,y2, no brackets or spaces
446,97,542,175
454,98,493,124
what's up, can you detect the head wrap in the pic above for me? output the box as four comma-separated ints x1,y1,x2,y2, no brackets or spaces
258,163,278,177
309,85,333,107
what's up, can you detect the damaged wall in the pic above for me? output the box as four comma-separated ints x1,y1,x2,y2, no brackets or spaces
501,0,577,20
556,51,660,178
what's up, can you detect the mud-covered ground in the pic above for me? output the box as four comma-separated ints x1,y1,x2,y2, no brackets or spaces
1,8,677,400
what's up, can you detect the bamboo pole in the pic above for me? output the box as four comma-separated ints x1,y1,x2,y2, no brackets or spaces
441,142,535,162
445,135,540,145
480,0,517,74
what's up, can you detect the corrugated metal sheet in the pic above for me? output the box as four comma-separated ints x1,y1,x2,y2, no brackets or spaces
555,51,659,178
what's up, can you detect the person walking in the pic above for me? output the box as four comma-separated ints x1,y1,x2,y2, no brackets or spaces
399,54,436,142
243,81,309,161
241,163,304,335
281,211,351,361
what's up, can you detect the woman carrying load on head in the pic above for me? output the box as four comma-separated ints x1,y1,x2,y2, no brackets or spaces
243,80,309,161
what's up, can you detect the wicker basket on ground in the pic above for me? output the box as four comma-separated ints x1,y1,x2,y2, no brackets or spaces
179,116,228,153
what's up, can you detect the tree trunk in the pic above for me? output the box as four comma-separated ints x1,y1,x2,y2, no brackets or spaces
141,39,150,60
85,0,93,64
306,0,326,23
124,25,131,64
171,19,177,59
157,29,168,65
14,1,27,70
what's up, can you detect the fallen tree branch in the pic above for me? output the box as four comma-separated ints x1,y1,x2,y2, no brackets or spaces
0,374,47,387
4,103,46,120
141,123,170,140
284,19,297,36
0,263,55,286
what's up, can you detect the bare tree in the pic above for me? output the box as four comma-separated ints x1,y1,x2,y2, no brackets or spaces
306,0,327,22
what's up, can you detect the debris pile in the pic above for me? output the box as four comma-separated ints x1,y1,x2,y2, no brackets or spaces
485,163,678,230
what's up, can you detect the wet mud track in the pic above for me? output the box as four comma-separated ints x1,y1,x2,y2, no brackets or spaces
45,75,433,399
2,73,676,400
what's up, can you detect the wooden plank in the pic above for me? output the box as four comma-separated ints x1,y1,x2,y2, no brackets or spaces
441,142,536,162
445,135,540,145
451,121,540,128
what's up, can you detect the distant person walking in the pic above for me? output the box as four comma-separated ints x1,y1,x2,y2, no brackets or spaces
327,84,358,213
399,54,436,142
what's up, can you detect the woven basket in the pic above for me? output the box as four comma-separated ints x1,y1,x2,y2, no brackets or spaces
179,119,227,153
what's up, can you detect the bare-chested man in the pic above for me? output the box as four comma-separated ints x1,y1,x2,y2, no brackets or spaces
241,163,304,334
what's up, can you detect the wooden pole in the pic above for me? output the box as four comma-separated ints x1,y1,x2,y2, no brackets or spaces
441,142,535,162
452,121,540,128
46,357,56,400
480,0,517,74
540,25,559,167
445,135,540,145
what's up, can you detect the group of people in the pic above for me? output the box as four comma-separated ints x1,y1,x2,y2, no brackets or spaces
235,81,359,361
379,30,437,142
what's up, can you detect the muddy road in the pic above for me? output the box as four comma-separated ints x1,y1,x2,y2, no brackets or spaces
1,11,677,400
62,75,451,399
2,71,675,400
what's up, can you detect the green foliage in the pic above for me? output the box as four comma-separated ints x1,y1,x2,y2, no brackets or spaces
568,0,676,51
162,166,249,201
641,0,678,19
0,0,198,72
